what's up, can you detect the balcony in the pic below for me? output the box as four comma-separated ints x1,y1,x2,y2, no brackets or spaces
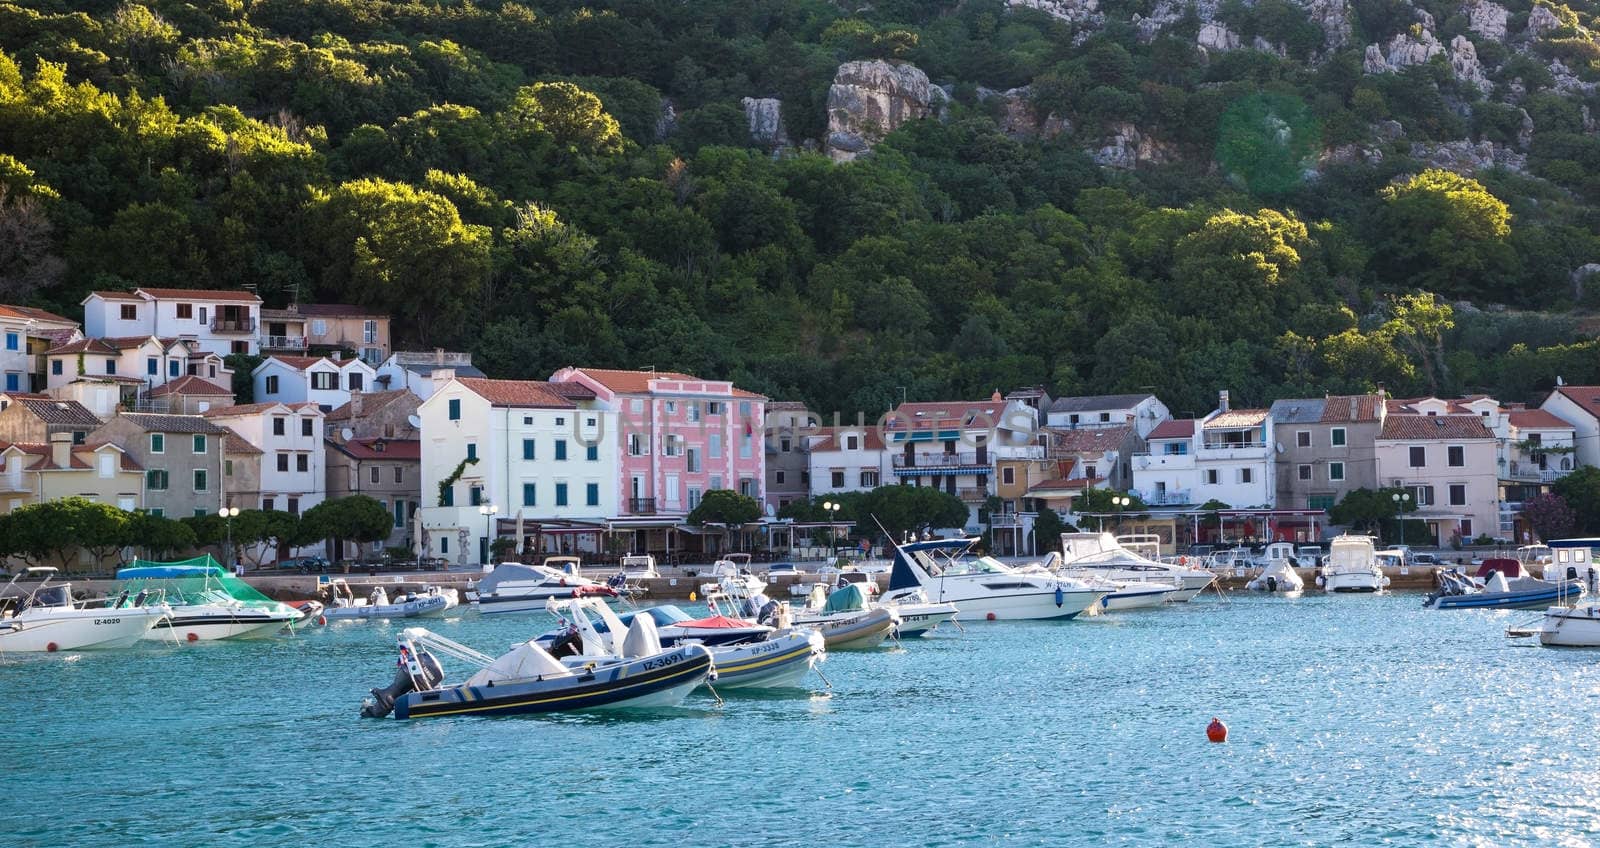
1198,440,1270,459
212,317,257,334
1136,489,1192,506
892,451,989,470
1504,461,1572,483
262,335,307,351
957,487,990,503
628,497,657,515
1133,452,1196,472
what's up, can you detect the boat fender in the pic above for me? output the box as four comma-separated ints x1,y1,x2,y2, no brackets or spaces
1314,575,1324,588
1054,586,1065,608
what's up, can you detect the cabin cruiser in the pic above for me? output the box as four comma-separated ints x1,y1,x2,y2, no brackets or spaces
1295,545,1325,568
874,584,959,637
537,604,773,649
1425,557,1584,610
1317,535,1389,593
1246,544,1305,593
323,582,452,620
1210,547,1260,572
1510,540,1600,646
470,561,613,614
618,554,660,579
889,537,1108,620
1056,532,1214,602
0,568,170,652
361,596,711,719
698,553,766,597
115,562,302,640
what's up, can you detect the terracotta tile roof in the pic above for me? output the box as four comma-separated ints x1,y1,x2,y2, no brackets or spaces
889,400,1012,432
767,401,811,411
45,338,119,355
134,287,262,303
1046,424,1132,453
0,304,74,324
324,389,413,421
287,303,385,317
1026,476,1105,494
459,378,577,408
17,398,101,426
1148,419,1196,440
147,375,232,397
81,442,142,471
329,437,421,460
564,368,699,393
0,392,48,400
203,401,319,417
1508,409,1572,430
730,388,767,399
1048,393,1153,413
115,413,228,434
223,427,263,456
35,329,78,346
1320,394,1382,423
3,442,140,471
810,427,886,452
1378,414,1494,440
1551,386,1600,421
547,382,598,400
87,290,143,301
1205,409,1270,429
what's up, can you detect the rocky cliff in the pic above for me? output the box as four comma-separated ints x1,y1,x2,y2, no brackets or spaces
825,60,936,161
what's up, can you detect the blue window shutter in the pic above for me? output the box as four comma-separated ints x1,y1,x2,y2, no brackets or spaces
448,398,460,420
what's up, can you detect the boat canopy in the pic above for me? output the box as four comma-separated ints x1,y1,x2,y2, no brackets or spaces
115,556,282,606
1548,539,1600,549
117,555,227,580
1475,558,1525,578
823,583,869,613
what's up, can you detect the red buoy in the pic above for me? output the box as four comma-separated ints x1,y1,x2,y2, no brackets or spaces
1206,717,1228,743
317,615,328,626
985,612,997,621
46,641,58,652
187,632,199,642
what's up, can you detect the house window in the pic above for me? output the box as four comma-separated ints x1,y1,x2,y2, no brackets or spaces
3,333,15,351
523,439,535,460
265,375,279,395
287,497,299,515
151,433,165,453
628,433,646,456
1296,431,1311,448
262,497,274,511
1329,462,1344,481
168,360,179,377
466,443,477,461
277,453,289,472
468,486,482,506
586,444,598,462
311,319,327,336
523,483,537,506
393,466,403,483
688,487,702,508
1069,414,1080,425
1447,445,1464,467
1298,464,1311,481
1239,468,1253,484
448,399,461,420
363,320,378,344
687,402,700,423
105,359,116,375
1409,446,1426,468
273,417,286,436
1412,486,1434,506
311,371,337,390
147,357,158,376
440,486,453,507
150,508,164,517
1308,495,1335,511
630,399,644,414
225,460,233,476
1085,465,1098,480
686,448,700,473
301,418,312,437
775,470,786,484
710,475,722,490
1002,467,1014,485
861,470,879,487
370,466,381,484
664,402,676,415
706,402,722,415
740,432,752,459
146,469,168,490
120,304,137,321
709,433,721,458
73,431,85,445
523,416,533,426
738,478,755,497
50,360,61,376
586,417,596,427
664,435,683,457
2,373,13,392
440,536,448,554
348,372,364,391
1449,484,1466,506
740,401,751,417
393,500,405,528
1461,520,1473,538
193,469,208,491
555,483,569,506
846,435,859,450
1331,427,1346,446
1099,412,1110,422
831,471,845,488
198,306,207,324
1205,469,1219,485
586,483,599,506
192,434,206,453
555,440,567,461
176,303,192,319
780,438,791,453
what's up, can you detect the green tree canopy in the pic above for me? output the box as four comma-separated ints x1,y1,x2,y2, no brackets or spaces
687,489,762,527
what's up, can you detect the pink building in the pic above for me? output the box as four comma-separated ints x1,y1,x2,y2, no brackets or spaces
547,368,767,518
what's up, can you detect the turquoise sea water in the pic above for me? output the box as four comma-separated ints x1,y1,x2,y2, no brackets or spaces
4,592,1599,847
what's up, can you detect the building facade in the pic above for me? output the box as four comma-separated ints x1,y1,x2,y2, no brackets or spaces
1541,385,1600,469
0,435,142,513
1045,393,1170,439
375,350,484,401
0,304,79,393
764,401,816,510
326,436,420,556
1132,392,1276,510
1374,414,1499,546
1271,394,1384,514
203,401,326,516
253,355,377,411
81,288,262,357
807,426,889,499
324,389,420,441
259,303,392,364
91,413,229,518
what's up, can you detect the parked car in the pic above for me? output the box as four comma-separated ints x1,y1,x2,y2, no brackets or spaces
274,556,329,574
766,562,802,578
1410,553,1439,566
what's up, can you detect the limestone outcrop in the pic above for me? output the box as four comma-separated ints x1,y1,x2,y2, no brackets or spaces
825,60,934,162
1464,0,1509,39
1092,123,1177,169
741,97,789,150
1409,139,1527,174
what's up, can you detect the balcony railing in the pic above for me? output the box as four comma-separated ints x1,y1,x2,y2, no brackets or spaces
1136,489,1192,506
957,487,989,503
262,335,307,350
892,451,988,468
212,317,257,333
628,497,657,515
1504,463,1571,483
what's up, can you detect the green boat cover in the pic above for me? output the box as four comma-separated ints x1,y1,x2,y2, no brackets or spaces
113,556,288,610
823,582,869,613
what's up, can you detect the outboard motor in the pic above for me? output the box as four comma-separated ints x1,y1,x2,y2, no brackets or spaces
757,599,781,627
547,627,583,659
360,648,443,718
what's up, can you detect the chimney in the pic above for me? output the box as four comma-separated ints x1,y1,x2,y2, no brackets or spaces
434,347,445,365
432,368,455,392
1218,390,1230,413
48,432,70,468
352,393,364,418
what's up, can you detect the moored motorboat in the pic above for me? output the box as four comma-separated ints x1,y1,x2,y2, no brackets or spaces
1317,535,1389,593
702,628,825,689
0,568,170,652
470,560,613,614
115,560,302,641
790,583,900,650
1425,558,1583,610
537,603,773,649
324,583,451,620
889,537,1107,621
875,586,959,637
1246,546,1305,594
1057,532,1215,601
1080,577,1180,611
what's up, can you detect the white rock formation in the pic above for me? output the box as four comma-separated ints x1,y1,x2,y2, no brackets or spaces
1518,108,1535,149
977,86,1068,139
1449,35,1492,92
1464,0,1509,39
1410,139,1527,174
655,99,677,141
1303,0,1353,50
1008,0,1105,27
1526,4,1563,37
1364,29,1445,73
1092,123,1177,169
1198,21,1241,52
825,60,934,162
741,97,789,150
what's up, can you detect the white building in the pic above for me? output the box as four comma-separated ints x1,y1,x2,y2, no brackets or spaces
1542,384,1600,469
0,304,79,394
1373,413,1498,547
374,350,484,401
807,426,889,497
253,355,377,411
417,374,618,566
1044,393,1170,439
203,401,326,517
81,288,262,357
43,336,199,392
1132,392,1276,508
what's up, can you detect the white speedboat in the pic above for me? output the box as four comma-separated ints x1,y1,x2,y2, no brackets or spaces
889,537,1107,621
1246,545,1305,594
0,568,170,652
324,583,451,620
704,628,826,689
698,554,766,597
1072,575,1179,611
789,583,900,649
471,561,613,614
1318,535,1388,593
1057,532,1214,601
115,562,302,641
875,586,959,637
618,553,660,579
537,604,773,650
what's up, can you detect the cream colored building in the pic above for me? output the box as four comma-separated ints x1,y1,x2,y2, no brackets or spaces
0,433,143,513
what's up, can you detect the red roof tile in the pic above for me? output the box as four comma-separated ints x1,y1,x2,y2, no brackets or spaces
329,437,421,460
135,287,262,302
1319,394,1382,423
0,304,75,324
1551,386,1600,422
147,375,232,397
45,338,119,355
810,427,886,452
325,389,414,421
459,378,578,408
1378,414,1494,440
1508,409,1573,430
1148,419,1196,440
563,368,700,393
204,401,318,418
223,427,263,456
1026,476,1105,494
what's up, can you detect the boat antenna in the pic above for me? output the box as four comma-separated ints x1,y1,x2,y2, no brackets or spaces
868,514,896,549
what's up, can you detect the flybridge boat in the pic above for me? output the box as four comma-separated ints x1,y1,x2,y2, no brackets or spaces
470,560,614,614
115,559,303,640
1056,532,1213,602
1317,535,1389,593
889,537,1107,621
0,568,170,652
361,596,711,719
698,554,766,597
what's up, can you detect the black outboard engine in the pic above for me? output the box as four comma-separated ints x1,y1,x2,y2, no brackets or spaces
757,599,781,627
548,627,583,658
360,649,444,718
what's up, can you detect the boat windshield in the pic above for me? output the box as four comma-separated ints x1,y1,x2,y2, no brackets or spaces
944,556,1014,576
642,605,690,625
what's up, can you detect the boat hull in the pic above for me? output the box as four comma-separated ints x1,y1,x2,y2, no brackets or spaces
393,645,712,719
706,632,821,689
946,588,1104,621
1321,570,1387,593
472,592,587,614
1097,585,1176,611
1538,607,1600,647
328,596,451,620
795,608,899,650
145,609,295,641
0,607,167,652
889,602,959,637
1429,585,1581,610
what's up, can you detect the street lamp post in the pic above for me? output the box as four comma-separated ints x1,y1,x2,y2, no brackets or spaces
1391,491,1411,546
478,503,497,566
822,501,841,554
1113,495,1131,536
218,506,240,572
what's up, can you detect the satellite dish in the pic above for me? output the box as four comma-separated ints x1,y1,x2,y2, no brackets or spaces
407,414,422,429
1274,442,1284,454
340,427,354,442
764,503,776,518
